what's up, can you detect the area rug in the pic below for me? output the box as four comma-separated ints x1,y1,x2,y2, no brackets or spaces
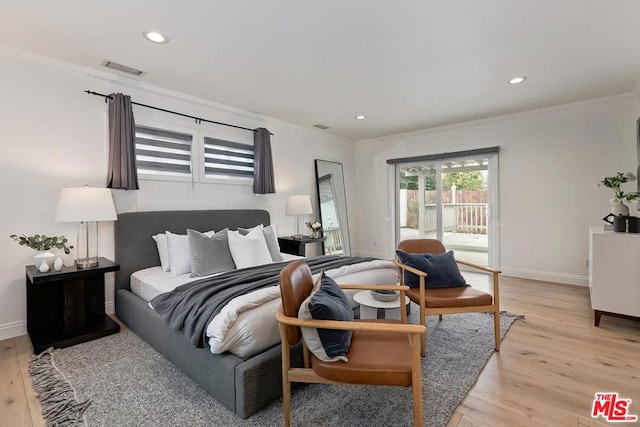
30,309,523,427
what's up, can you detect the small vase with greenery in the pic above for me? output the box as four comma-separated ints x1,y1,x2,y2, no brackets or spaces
10,234,74,253
597,172,640,216
10,234,74,269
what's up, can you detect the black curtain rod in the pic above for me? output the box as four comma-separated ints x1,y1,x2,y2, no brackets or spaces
85,90,273,135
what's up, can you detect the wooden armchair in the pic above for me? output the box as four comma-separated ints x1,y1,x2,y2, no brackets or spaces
395,238,501,357
276,260,426,427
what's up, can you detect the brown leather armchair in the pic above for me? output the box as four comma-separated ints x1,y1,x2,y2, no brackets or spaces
276,260,426,427
395,238,501,357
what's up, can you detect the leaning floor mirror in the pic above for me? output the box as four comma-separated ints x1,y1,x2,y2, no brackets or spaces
314,159,351,256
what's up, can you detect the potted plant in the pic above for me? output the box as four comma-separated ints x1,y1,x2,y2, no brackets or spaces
597,172,640,216
10,234,73,270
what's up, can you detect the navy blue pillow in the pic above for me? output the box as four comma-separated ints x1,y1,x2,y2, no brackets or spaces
395,250,467,289
303,273,353,361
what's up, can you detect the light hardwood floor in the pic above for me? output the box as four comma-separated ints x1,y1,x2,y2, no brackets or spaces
1,275,638,427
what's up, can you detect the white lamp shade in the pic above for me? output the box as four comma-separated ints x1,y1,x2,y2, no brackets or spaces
285,194,313,215
55,187,117,222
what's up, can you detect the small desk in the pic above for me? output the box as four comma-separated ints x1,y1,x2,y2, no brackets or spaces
26,257,120,353
353,291,410,320
278,236,325,256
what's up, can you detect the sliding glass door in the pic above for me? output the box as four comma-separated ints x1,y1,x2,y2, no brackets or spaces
394,152,498,267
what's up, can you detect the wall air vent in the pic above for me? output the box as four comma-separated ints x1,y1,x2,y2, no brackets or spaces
313,124,330,130
102,60,146,77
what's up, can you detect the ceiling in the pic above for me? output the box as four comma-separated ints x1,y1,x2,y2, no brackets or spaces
2,1,640,140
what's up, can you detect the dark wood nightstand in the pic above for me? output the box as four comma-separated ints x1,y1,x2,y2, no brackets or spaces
26,257,120,354
278,236,326,256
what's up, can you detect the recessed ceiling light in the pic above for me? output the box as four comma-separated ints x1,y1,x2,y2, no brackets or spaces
143,31,169,44
355,115,367,120
508,76,527,84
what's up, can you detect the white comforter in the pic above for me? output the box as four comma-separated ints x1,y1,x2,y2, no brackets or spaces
132,259,399,357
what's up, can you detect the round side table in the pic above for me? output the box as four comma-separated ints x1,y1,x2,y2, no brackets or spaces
353,290,409,320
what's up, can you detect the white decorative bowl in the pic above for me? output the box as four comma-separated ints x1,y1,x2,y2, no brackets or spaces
369,289,399,302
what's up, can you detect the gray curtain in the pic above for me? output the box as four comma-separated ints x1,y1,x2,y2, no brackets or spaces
107,93,139,190
253,128,275,194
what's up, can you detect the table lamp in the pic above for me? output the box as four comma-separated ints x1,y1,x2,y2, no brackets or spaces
54,186,117,268
285,194,313,239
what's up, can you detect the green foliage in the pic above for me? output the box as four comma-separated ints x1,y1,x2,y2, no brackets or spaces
443,172,485,191
400,171,484,191
399,174,436,190
600,171,640,203
9,234,74,254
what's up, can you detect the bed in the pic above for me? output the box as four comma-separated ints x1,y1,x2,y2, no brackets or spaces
114,209,398,418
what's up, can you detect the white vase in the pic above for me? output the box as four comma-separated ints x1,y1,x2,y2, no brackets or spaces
33,251,55,270
53,256,64,272
611,201,630,216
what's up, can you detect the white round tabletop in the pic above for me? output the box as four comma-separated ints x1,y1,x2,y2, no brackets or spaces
353,290,408,309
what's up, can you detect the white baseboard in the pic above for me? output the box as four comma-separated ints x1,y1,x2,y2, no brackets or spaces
0,302,116,341
0,320,27,341
355,250,589,287
500,267,588,287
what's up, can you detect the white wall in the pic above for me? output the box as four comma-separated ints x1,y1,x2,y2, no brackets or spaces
0,49,355,340
354,95,640,285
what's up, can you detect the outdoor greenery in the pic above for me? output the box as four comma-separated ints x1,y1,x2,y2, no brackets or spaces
402,171,488,231
400,171,485,191
400,174,434,190
443,172,485,191
599,171,640,204
9,234,74,254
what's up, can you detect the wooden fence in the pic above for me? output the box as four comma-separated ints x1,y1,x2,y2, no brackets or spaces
406,190,488,234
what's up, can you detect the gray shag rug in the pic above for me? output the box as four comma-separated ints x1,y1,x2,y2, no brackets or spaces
30,308,523,427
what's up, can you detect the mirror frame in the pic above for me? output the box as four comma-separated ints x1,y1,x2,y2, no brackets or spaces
314,159,351,256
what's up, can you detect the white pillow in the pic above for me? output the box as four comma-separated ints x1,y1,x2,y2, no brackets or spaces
238,223,283,262
152,233,170,272
166,230,215,276
227,227,273,269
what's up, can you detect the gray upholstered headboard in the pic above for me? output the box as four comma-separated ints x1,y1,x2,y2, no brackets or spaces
114,209,270,292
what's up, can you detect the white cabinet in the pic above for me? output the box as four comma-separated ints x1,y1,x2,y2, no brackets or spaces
588,226,640,326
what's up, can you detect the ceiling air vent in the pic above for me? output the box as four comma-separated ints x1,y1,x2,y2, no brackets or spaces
313,124,330,130
102,60,146,77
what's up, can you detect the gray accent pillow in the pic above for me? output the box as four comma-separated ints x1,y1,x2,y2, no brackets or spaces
238,223,283,262
187,228,236,277
395,249,467,289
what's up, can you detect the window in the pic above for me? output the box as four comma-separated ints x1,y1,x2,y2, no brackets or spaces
203,136,254,181
135,125,193,178
134,124,255,185
388,147,500,268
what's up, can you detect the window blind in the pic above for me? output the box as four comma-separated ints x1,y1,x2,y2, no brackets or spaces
203,136,254,180
135,125,193,177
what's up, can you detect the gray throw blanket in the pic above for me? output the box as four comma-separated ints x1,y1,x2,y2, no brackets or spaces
151,256,376,347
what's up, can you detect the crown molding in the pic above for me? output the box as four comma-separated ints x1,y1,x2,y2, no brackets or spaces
0,43,358,143
358,92,638,145
0,43,268,122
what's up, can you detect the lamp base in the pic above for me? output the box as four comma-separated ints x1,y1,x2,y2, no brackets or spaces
76,258,98,269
